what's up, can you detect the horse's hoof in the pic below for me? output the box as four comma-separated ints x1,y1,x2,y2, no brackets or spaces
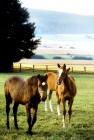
26,131,33,136
6,123,10,129
15,127,19,130
15,126,19,130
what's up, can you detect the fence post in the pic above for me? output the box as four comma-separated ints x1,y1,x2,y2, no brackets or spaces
46,65,48,72
20,63,21,72
72,67,73,73
32,65,34,72
84,67,86,74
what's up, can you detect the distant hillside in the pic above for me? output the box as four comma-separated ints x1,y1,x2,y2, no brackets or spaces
28,8,94,34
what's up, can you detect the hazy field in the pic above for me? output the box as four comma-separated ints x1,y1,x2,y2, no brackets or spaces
33,47,94,55
16,45,94,70
18,58,94,66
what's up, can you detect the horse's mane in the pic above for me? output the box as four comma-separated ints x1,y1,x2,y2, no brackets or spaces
64,75,75,92
67,75,77,95
27,76,38,85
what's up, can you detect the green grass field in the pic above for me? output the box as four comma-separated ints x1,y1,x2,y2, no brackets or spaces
0,72,94,140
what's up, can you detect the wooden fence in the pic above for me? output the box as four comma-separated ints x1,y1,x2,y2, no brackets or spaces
13,63,94,74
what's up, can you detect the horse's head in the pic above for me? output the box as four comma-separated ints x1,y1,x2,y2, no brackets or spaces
57,63,70,85
37,74,48,102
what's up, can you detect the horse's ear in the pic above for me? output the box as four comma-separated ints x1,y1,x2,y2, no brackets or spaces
67,68,70,72
37,74,41,79
45,74,48,80
57,63,61,68
63,64,66,70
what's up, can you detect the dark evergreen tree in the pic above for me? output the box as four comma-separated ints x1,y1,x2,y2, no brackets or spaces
0,0,40,72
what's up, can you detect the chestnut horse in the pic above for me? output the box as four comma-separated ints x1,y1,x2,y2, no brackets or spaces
57,63,77,127
44,71,75,116
4,74,48,135
44,72,58,112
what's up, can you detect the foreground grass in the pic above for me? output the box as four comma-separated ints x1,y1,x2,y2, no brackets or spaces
0,72,94,140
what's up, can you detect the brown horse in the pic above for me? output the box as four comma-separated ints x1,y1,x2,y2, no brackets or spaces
57,63,77,127
44,71,75,116
4,74,48,135
44,72,58,112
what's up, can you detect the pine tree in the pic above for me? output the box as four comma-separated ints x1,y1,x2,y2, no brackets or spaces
0,0,40,72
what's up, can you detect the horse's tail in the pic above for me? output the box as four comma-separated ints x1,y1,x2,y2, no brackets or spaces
4,81,12,104
5,94,12,104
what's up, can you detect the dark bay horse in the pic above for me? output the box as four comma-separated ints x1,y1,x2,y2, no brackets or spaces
57,63,77,127
4,74,48,135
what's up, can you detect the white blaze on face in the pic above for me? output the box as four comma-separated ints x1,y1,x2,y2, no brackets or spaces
42,82,46,86
58,69,63,77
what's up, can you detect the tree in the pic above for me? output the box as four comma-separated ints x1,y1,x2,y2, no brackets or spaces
0,0,40,72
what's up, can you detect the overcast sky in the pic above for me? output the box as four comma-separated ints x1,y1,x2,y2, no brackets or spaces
20,0,94,15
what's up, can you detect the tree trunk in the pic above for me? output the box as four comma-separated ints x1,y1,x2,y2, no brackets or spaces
0,61,13,72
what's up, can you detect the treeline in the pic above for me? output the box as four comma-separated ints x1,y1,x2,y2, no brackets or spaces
31,55,93,60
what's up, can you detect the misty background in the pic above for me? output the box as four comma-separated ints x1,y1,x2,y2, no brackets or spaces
28,8,94,34
27,8,94,60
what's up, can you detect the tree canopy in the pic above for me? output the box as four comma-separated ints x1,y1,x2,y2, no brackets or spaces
0,0,40,71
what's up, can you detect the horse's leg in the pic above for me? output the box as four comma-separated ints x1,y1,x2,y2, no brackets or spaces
26,105,38,135
62,98,66,127
56,91,61,115
49,90,53,112
31,106,38,129
68,98,73,127
45,90,53,112
44,89,49,111
13,102,19,129
25,103,32,135
5,95,12,129
44,100,47,111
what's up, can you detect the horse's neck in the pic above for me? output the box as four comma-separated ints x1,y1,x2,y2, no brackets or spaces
64,75,70,91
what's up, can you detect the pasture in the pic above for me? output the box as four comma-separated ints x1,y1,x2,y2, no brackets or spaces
0,72,94,140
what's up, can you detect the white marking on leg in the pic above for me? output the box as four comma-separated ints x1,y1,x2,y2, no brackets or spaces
68,117,71,127
62,115,66,127
49,100,53,112
45,100,47,111
57,105,60,115
68,122,71,127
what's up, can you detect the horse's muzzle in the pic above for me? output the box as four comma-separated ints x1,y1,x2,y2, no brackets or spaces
39,91,47,102
40,97,46,102
57,79,61,85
